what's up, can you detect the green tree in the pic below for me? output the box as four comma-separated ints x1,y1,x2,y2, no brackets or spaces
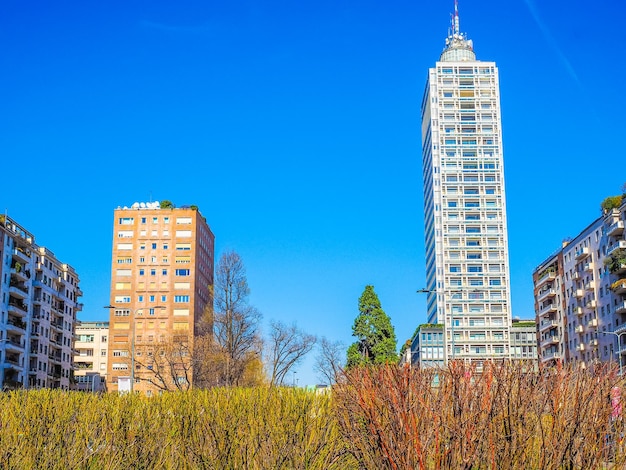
346,285,397,368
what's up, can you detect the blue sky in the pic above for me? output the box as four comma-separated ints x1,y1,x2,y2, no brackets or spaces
2,0,625,386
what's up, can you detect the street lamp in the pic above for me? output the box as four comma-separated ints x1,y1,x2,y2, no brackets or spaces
603,331,626,376
417,287,457,361
104,305,166,392
417,287,481,363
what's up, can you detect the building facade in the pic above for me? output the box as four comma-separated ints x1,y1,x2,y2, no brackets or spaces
0,215,82,390
533,198,626,370
418,2,512,366
106,202,214,394
74,321,109,392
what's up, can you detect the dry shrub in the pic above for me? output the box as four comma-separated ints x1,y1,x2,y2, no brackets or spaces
333,361,626,470
0,388,355,469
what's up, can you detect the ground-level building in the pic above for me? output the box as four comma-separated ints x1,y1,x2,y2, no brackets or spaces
74,321,109,392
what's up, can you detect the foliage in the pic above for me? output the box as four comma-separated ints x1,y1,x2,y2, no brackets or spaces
346,285,397,368
601,195,623,213
334,362,626,469
0,388,354,469
266,320,317,386
211,251,263,386
605,248,626,274
159,200,175,209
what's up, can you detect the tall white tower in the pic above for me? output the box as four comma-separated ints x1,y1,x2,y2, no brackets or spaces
420,1,512,365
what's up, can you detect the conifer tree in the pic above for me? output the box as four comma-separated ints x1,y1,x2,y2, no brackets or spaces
346,285,397,368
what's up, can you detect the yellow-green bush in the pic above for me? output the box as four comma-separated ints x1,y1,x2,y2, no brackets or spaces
0,388,356,469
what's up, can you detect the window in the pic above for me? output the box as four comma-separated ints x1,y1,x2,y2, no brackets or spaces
176,269,190,276
152,243,157,249
149,295,155,302
162,269,168,276
163,244,168,250
150,269,156,276
174,295,190,303
153,217,158,223
161,295,167,302
139,269,145,276
119,217,134,225
141,217,146,224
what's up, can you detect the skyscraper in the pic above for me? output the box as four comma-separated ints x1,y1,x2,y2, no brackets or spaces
106,202,214,394
419,1,512,366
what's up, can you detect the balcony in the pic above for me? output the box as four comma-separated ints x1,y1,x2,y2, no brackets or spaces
612,280,626,295
8,301,27,318
585,299,597,309
12,247,31,264
573,306,583,316
583,262,594,272
574,289,584,299
4,338,25,352
536,270,556,287
539,302,557,316
590,338,599,347
608,220,625,237
575,247,590,260
542,350,561,362
6,317,27,334
607,240,626,257
9,280,29,299
587,318,598,328
584,282,594,292
616,301,626,315
575,325,584,334
572,272,581,281
540,336,559,348
539,319,558,333
10,265,28,282
537,287,557,302
577,343,586,352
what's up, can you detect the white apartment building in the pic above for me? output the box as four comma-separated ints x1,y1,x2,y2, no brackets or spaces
0,215,82,390
418,2,512,366
74,321,109,392
534,198,626,370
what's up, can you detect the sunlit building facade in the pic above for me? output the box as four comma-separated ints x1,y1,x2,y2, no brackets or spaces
106,202,214,394
0,215,82,390
418,3,512,366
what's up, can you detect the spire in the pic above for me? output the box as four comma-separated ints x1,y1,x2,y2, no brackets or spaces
440,0,476,62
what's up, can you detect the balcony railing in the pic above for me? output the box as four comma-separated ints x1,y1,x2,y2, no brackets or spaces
607,240,626,257
539,319,558,333
585,299,597,309
573,306,583,316
575,247,590,260
587,318,598,328
616,301,626,315
536,270,556,287
537,288,557,302
608,220,625,237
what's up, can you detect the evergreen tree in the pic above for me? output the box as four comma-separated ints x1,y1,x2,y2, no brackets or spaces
346,285,398,368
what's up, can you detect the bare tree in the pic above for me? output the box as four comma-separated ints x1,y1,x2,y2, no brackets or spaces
314,337,345,385
267,320,316,387
213,251,262,386
133,337,193,392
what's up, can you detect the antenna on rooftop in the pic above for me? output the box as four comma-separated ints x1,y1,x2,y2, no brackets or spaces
454,0,460,35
